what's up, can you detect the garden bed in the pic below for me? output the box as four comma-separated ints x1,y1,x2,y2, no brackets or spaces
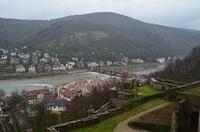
128,103,178,132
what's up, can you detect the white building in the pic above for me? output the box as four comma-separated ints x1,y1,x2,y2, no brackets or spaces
44,53,50,58
106,60,113,66
18,53,30,59
60,64,66,71
45,98,68,112
99,61,105,67
11,52,17,56
29,65,36,73
1,55,7,59
131,58,144,64
16,64,26,73
52,65,60,71
156,58,165,63
87,62,99,68
66,63,73,70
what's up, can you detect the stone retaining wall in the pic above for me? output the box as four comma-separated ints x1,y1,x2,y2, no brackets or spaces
47,107,123,132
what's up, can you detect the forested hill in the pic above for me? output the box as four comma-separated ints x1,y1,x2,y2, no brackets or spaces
155,46,200,83
1,12,200,61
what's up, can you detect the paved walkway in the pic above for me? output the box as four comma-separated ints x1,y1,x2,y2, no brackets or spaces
113,102,171,132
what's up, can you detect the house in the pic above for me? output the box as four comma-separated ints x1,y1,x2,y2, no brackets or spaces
156,58,165,63
72,57,79,62
87,62,99,68
99,61,105,67
18,53,30,59
44,53,50,58
11,52,17,56
52,65,60,71
66,63,73,70
26,89,49,104
106,61,112,66
45,97,69,112
60,64,66,71
66,62,76,70
28,65,36,73
121,57,129,65
131,58,144,64
39,57,48,64
16,64,26,73
1,55,8,59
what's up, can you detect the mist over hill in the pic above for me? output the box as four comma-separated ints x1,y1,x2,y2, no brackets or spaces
1,12,200,61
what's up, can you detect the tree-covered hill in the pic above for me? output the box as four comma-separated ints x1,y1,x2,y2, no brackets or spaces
1,12,200,61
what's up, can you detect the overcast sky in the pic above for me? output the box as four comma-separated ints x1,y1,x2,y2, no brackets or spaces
0,0,199,30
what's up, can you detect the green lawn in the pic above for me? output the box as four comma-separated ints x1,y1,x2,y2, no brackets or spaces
72,98,167,132
136,85,160,96
183,87,200,95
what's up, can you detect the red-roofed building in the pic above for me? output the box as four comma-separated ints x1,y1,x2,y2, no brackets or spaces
26,89,49,104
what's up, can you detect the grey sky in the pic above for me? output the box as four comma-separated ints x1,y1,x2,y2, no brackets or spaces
0,0,200,30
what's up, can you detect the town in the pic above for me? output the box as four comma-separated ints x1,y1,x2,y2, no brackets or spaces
0,73,123,131
0,46,180,74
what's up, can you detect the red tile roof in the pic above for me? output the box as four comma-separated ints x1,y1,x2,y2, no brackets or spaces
26,89,49,97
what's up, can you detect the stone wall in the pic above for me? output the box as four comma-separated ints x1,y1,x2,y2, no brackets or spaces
47,107,123,132
175,80,200,91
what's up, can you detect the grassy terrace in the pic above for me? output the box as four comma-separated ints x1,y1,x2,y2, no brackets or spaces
182,87,200,95
136,85,160,96
72,98,167,132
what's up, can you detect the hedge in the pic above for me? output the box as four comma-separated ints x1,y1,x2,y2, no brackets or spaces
128,121,170,132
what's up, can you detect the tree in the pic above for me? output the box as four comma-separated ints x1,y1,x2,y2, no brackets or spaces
10,90,22,107
21,89,27,97
155,46,200,82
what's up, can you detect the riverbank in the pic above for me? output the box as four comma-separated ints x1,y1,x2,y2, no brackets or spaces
0,72,110,96
0,69,88,80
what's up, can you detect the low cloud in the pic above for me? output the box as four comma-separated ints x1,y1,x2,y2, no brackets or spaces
0,0,200,30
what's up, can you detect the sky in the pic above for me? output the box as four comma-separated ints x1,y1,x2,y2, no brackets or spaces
0,0,199,30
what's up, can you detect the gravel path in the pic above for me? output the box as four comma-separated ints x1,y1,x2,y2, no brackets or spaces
113,102,171,132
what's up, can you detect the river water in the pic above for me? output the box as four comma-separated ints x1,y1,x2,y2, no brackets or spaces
0,63,165,95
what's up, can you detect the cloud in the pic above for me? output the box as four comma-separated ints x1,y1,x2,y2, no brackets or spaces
0,0,200,30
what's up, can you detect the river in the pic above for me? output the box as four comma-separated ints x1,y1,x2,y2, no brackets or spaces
102,63,165,75
0,63,165,95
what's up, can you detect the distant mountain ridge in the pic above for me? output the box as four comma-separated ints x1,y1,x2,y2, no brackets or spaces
1,12,200,61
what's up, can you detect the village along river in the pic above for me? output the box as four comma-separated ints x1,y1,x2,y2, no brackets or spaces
0,63,165,95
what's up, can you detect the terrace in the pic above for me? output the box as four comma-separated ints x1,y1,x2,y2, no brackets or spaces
135,85,161,97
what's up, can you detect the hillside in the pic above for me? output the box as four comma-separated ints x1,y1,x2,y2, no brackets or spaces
155,46,200,82
0,18,49,48
1,12,200,61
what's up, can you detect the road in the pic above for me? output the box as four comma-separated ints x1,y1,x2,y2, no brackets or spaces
113,102,171,132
